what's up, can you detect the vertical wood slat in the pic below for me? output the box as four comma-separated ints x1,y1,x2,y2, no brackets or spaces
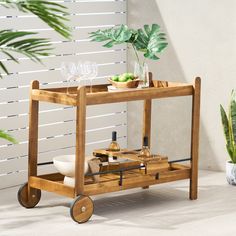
75,86,87,196
189,77,201,200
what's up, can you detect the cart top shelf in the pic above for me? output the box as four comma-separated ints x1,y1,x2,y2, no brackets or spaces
31,79,198,106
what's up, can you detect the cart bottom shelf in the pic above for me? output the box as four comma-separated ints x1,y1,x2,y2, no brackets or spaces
28,163,190,198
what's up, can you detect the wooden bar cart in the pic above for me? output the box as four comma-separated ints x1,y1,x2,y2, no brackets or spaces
17,76,201,224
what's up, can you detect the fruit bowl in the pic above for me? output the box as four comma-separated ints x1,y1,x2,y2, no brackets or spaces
108,77,140,89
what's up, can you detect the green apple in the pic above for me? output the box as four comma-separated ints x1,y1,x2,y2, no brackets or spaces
127,73,135,80
111,75,119,81
118,74,128,82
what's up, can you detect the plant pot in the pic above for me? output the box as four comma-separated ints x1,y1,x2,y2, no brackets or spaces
226,160,236,185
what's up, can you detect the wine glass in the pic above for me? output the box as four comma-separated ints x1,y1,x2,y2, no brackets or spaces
77,61,87,86
61,62,78,93
77,61,98,93
88,62,98,93
61,62,71,93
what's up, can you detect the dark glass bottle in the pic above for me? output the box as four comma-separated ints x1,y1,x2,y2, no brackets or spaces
139,136,151,158
108,131,120,152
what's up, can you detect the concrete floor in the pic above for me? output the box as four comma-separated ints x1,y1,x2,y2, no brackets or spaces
1,170,236,236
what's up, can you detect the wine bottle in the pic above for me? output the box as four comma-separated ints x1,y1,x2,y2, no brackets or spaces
139,136,151,158
108,131,120,152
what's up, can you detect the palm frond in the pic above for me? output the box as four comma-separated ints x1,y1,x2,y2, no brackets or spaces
0,30,53,75
0,130,18,144
0,0,71,39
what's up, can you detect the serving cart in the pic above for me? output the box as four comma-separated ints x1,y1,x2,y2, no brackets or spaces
17,75,201,224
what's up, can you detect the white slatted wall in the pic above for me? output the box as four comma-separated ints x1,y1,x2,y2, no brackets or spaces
0,0,127,189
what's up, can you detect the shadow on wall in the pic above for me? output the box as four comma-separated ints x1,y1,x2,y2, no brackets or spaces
127,0,218,170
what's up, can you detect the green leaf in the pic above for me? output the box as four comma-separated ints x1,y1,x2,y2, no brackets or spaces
144,25,151,37
144,52,159,60
0,61,9,76
0,130,18,144
89,23,168,62
1,50,19,63
103,41,115,48
0,0,71,39
230,90,236,144
226,143,233,160
126,29,138,44
221,92,236,163
0,0,71,77
89,24,133,46
0,30,52,74
137,29,148,45
134,24,168,60
220,104,230,145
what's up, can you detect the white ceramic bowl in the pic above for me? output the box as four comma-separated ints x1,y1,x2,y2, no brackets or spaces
53,155,89,177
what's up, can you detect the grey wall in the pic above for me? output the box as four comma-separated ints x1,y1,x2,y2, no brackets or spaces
127,0,236,171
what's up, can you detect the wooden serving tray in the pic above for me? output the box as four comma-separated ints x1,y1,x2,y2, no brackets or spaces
93,149,170,175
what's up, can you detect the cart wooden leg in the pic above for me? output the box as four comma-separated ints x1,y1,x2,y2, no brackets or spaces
142,98,152,189
27,81,40,201
75,86,87,196
189,77,201,200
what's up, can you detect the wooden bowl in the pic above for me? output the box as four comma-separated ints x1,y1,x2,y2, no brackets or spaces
108,78,140,89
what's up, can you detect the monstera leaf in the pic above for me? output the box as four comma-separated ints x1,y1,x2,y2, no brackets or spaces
134,24,168,60
89,24,167,61
89,24,133,48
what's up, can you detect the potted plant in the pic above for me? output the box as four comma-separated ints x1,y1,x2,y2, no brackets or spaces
220,90,236,185
89,24,168,87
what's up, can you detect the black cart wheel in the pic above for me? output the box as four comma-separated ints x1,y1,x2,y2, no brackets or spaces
70,195,94,223
17,182,41,208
